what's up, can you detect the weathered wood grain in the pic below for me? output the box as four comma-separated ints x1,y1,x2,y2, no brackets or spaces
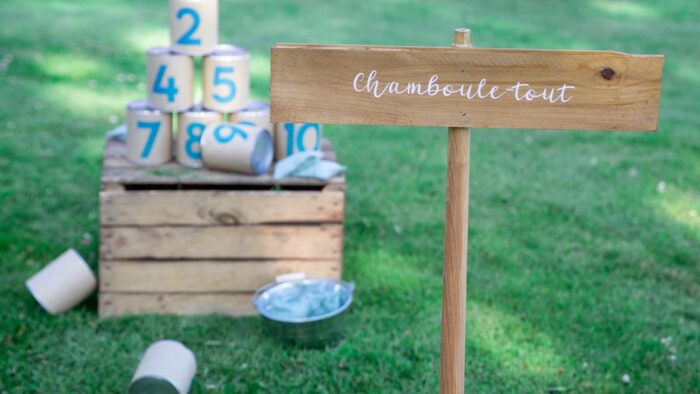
99,292,257,317
100,259,341,292
100,190,344,226
100,225,343,260
271,44,663,130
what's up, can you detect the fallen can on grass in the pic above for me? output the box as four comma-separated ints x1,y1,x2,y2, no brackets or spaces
25,249,96,314
129,340,196,394
253,275,355,348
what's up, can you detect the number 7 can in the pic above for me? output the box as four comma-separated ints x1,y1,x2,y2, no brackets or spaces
202,45,250,113
126,99,173,165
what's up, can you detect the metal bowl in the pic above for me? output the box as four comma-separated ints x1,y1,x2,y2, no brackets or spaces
252,278,354,348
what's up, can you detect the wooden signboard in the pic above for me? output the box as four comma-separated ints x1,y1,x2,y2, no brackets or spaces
269,29,664,394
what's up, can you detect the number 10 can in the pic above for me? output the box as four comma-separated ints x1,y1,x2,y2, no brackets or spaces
202,45,250,113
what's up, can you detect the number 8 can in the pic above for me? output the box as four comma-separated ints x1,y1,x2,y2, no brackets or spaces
126,99,173,165
147,47,194,112
176,105,223,168
202,45,250,113
201,122,273,175
169,0,218,55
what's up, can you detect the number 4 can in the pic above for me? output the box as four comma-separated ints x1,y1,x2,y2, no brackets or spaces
147,47,194,112
176,105,223,168
169,0,218,55
126,99,173,165
202,45,250,113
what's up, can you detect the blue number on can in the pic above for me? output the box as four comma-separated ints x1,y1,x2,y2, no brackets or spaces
153,65,178,103
213,66,236,103
214,125,248,144
284,123,320,155
176,8,201,45
137,121,161,158
185,122,205,159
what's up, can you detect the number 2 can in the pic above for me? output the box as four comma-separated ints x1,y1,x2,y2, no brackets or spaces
176,105,223,168
201,122,273,175
169,0,218,55
146,47,194,112
202,45,250,113
126,99,173,165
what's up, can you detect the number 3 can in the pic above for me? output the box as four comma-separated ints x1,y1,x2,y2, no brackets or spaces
202,45,250,113
176,105,223,168
201,122,273,175
126,99,173,165
147,47,194,112
169,0,218,55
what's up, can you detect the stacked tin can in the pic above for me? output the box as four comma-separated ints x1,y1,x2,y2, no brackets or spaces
124,0,322,176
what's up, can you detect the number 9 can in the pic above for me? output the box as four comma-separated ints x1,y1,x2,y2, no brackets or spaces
202,45,250,113
176,105,223,168
126,99,173,165
169,0,218,55
274,123,322,160
147,47,194,112
201,122,273,175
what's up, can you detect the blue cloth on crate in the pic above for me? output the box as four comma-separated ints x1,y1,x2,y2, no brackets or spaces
273,151,346,181
106,124,127,142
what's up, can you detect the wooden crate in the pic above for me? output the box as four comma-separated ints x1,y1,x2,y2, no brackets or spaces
98,138,344,317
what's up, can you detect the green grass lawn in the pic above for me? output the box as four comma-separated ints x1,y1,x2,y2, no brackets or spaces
1,0,699,392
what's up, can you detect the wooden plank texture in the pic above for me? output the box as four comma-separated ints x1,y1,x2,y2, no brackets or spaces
99,293,257,317
100,190,344,226
100,225,343,259
101,138,344,187
270,44,664,131
100,259,341,292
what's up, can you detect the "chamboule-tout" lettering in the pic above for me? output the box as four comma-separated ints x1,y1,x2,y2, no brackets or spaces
353,70,575,104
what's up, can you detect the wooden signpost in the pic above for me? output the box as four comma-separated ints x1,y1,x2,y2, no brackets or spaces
269,28,664,393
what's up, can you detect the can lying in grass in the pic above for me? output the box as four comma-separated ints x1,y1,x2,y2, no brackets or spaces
129,340,196,394
200,122,273,175
25,249,96,314
253,276,355,347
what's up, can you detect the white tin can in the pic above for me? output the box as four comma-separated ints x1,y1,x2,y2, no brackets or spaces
126,99,173,165
129,340,197,394
25,249,97,315
274,122,322,160
229,101,271,132
201,122,273,175
169,0,218,55
147,47,194,112
202,45,249,113
176,105,223,168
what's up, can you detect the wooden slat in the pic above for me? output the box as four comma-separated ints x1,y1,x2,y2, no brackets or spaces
100,225,343,260
99,293,257,317
100,259,341,292
101,138,343,187
100,190,344,226
270,44,664,131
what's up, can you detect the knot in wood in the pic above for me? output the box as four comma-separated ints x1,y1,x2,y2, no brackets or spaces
600,67,615,80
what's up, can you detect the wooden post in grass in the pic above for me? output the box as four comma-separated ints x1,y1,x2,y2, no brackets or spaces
269,28,664,394
440,27,471,394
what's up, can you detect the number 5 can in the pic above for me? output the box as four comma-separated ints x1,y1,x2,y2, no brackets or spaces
126,99,173,165
176,105,223,168
147,47,194,112
201,122,273,175
169,0,218,55
202,45,250,113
